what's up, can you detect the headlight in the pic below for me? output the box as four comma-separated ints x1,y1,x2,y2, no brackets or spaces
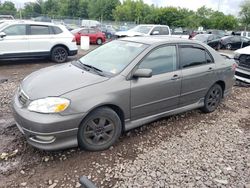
28,97,70,113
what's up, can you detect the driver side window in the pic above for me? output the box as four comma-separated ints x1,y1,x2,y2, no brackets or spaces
139,46,177,75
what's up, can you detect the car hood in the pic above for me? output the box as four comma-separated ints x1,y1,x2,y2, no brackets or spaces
235,45,250,55
115,30,145,37
21,63,109,100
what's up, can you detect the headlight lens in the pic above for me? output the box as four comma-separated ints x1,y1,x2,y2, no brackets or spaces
28,97,70,113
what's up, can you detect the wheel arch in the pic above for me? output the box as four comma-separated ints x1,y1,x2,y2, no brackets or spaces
50,44,70,55
80,104,126,132
215,80,225,97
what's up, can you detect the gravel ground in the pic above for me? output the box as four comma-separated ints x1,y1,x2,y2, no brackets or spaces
0,49,249,187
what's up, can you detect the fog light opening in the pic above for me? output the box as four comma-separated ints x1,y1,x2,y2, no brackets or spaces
35,135,55,141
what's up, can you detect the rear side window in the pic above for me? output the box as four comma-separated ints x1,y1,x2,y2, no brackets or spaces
161,27,169,35
139,45,177,75
80,29,88,34
52,26,63,34
179,46,213,68
30,25,50,35
89,29,97,34
3,24,26,35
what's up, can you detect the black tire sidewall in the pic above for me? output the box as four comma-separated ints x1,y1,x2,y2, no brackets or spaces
78,107,122,151
202,84,222,113
51,46,68,63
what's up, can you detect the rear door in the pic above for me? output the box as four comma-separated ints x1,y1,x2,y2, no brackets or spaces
0,24,28,57
178,44,216,107
231,36,241,49
27,24,53,54
88,28,97,43
131,45,181,120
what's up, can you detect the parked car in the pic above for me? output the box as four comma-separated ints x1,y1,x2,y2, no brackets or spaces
206,29,226,37
235,31,250,39
193,34,221,50
220,36,250,50
81,20,101,28
234,46,250,83
101,27,116,39
33,16,51,22
12,37,235,151
0,21,78,63
115,24,171,37
71,28,106,45
0,15,14,20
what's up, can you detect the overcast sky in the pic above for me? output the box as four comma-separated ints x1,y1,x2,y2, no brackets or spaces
3,0,243,16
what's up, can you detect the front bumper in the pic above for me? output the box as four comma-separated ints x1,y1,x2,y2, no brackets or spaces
235,67,250,84
12,95,84,151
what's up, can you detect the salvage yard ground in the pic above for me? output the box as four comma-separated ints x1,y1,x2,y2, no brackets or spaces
0,48,249,187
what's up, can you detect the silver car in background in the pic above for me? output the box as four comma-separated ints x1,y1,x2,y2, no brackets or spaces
12,37,235,151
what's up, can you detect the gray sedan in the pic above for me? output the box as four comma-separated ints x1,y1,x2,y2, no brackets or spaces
12,37,235,151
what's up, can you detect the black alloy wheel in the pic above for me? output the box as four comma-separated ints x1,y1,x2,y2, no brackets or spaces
78,107,122,151
201,84,222,113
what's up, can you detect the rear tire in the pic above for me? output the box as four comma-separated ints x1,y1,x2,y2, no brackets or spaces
78,107,122,151
201,84,222,113
51,46,68,63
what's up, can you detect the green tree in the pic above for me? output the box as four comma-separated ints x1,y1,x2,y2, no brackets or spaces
239,0,250,27
22,1,42,18
88,0,120,20
0,1,17,16
43,0,60,17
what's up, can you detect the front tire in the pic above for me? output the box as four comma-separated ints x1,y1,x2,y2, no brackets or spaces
201,84,222,113
78,107,122,151
225,43,232,50
51,46,68,63
96,38,103,45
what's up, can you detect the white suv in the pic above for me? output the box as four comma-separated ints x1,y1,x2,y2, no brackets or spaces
115,24,171,37
0,21,78,63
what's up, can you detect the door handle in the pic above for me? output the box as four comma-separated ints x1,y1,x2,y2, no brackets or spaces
207,67,213,72
171,74,180,80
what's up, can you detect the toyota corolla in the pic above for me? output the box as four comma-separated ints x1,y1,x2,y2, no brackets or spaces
12,37,235,151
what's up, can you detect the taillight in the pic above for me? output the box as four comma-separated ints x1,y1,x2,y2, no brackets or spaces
232,63,238,71
72,37,76,42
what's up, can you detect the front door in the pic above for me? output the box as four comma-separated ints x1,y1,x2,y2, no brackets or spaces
0,24,28,57
131,45,181,120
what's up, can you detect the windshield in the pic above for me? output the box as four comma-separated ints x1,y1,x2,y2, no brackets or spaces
130,25,153,34
0,22,9,30
79,40,148,75
71,28,82,34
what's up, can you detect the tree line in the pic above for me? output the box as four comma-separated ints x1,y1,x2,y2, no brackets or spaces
0,0,250,30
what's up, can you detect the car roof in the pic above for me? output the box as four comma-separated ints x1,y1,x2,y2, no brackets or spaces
119,36,198,45
3,20,57,26
137,24,169,27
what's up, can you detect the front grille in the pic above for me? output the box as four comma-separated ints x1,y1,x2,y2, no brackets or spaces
235,71,250,79
239,55,250,69
18,90,29,106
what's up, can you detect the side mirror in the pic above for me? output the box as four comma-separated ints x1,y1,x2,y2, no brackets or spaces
133,69,152,78
0,32,6,38
151,31,159,35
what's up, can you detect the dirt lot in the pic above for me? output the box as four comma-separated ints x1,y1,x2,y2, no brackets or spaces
0,48,249,188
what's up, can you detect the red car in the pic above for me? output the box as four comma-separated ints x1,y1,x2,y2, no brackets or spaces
71,28,106,45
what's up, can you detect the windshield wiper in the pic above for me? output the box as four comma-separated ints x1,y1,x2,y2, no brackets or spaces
77,60,105,77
